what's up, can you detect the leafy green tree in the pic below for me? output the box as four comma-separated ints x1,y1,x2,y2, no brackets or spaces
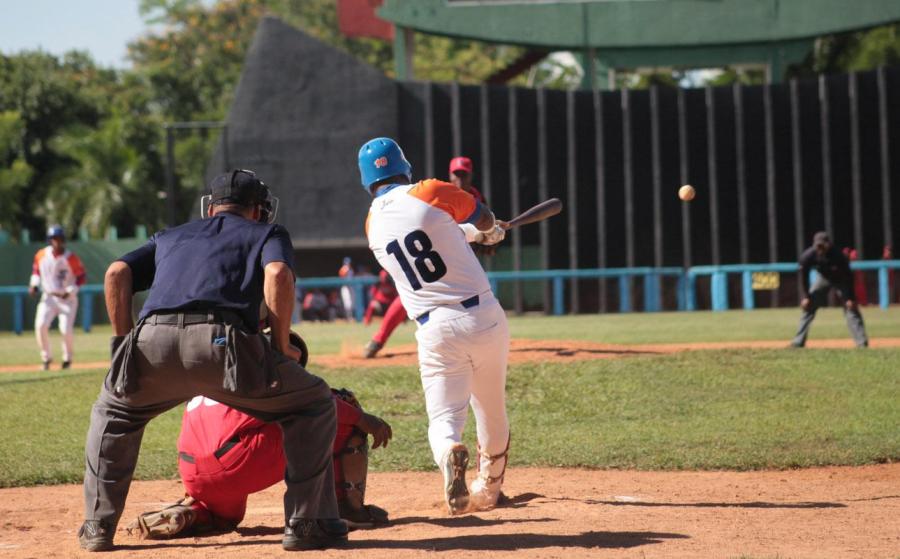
0,51,110,236
792,24,900,77
0,111,34,236
43,114,144,238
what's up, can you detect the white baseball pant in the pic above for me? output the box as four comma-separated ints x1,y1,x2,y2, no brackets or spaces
35,294,78,362
415,296,509,482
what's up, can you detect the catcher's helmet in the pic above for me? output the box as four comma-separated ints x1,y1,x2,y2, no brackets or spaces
358,137,412,191
46,224,65,241
201,169,279,224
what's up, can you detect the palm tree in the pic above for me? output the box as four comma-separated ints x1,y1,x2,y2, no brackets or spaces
44,114,143,238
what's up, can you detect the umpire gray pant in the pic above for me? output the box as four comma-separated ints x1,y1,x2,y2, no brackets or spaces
791,278,869,348
83,312,338,532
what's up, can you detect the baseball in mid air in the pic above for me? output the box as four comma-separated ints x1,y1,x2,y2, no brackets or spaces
678,184,696,201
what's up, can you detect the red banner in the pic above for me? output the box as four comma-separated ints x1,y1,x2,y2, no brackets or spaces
337,0,394,41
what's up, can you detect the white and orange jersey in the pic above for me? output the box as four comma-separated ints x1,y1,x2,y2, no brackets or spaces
29,246,86,295
366,179,491,320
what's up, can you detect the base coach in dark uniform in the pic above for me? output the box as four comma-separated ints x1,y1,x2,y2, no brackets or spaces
79,170,347,551
791,231,869,348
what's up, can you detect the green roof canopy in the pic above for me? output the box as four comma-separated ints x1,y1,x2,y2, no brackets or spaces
379,0,900,82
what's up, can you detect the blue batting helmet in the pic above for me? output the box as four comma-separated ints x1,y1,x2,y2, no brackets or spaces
357,137,412,191
46,224,65,240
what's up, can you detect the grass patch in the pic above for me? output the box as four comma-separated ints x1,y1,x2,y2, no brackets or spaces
2,306,899,367
1,345,897,487
507,307,900,344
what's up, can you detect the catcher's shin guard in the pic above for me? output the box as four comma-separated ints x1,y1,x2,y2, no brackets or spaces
336,427,390,529
126,496,199,539
469,435,510,512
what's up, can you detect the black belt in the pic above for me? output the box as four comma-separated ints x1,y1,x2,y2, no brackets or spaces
147,310,244,327
179,436,240,464
416,295,480,325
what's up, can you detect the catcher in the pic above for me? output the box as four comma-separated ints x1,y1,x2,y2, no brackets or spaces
127,335,393,538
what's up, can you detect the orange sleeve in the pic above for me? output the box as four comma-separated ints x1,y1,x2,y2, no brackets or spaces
407,179,479,224
68,253,86,285
32,250,43,276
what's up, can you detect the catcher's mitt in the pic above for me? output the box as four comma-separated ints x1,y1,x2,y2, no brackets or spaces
332,387,362,409
262,327,309,367
288,330,309,367
126,496,198,539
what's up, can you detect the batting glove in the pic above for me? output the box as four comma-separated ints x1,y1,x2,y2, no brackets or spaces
459,223,485,243
481,224,506,246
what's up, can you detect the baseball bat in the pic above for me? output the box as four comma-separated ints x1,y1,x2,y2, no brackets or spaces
504,198,563,229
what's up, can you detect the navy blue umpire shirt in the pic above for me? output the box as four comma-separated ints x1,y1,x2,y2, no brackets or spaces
119,212,294,331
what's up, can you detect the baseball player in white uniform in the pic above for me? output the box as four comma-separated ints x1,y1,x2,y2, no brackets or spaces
29,225,86,370
358,137,510,515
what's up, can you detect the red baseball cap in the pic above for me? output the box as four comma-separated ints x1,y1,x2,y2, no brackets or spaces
449,156,473,175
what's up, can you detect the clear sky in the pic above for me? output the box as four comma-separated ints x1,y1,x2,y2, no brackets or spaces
0,0,148,68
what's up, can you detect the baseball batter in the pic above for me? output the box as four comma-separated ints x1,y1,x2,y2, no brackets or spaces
29,225,86,370
358,137,510,515
363,155,489,359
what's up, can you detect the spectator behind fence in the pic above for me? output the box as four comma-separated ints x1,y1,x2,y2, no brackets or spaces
303,289,330,322
842,248,868,306
338,257,355,321
884,245,896,303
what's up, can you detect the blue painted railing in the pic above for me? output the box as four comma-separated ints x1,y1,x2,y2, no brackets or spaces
0,284,104,335
484,267,685,315
1,261,896,332
296,267,684,321
688,260,900,311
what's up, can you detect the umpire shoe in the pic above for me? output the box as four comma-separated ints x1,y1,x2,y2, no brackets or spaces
441,443,470,515
283,518,349,551
78,520,114,552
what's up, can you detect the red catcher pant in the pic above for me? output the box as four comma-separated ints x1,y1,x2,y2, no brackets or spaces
179,421,357,524
372,296,407,345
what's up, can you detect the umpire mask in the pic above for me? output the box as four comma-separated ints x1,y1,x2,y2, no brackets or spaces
201,169,280,224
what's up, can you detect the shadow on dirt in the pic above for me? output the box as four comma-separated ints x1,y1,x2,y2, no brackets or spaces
390,515,557,528
114,530,688,551
594,500,846,509
509,347,658,357
349,530,689,550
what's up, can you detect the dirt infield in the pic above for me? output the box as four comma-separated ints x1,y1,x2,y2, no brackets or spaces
315,337,900,369
2,337,900,374
1,465,898,558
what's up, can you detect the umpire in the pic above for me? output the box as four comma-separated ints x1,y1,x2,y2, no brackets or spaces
79,170,347,552
791,231,869,348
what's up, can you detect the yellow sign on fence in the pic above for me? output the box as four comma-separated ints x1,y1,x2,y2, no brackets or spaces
751,271,780,290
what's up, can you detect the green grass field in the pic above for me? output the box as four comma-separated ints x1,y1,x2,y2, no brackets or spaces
0,307,898,487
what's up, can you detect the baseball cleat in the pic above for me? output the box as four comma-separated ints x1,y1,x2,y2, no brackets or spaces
338,499,390,530
62,360,72,370
41,359,52,371
363,340,383,359
78,520,114,552
469,438,509,511
441,443,470,515
469,476,503,511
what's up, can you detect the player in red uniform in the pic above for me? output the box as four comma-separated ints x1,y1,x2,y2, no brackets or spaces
362,156,489,359
363,270,399,325
127,390,392,538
